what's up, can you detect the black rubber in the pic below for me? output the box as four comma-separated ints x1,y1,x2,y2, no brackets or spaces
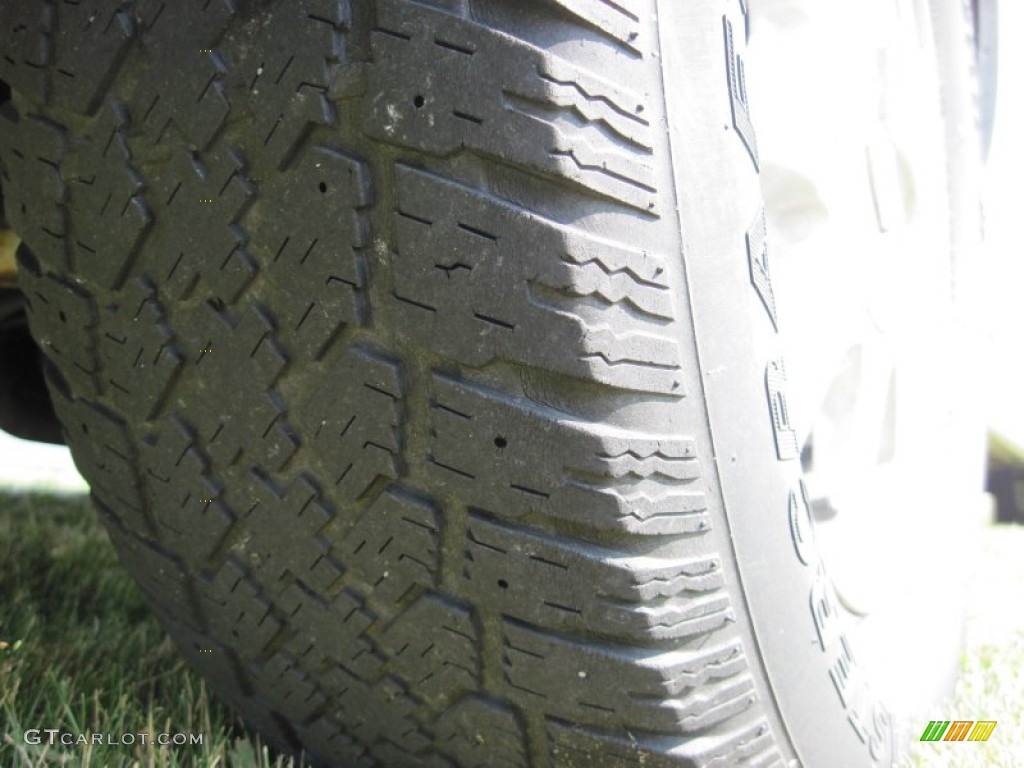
0,1,944,767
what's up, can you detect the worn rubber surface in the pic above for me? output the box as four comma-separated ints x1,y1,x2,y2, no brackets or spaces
0,1,915,767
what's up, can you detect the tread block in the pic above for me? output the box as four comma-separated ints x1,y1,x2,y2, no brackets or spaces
244,143,371,358
158,636,256,732
390,165,681,394
295,715,376,768
377,593,479,708
0,114,68,270
131,0,241,149
435,695,528,768
318,667,434,755
461,514,731,642
199,558,283,660
172,300,296,471
51,0,135,114
162,618,334,765
292,346,403,501
50,394,151,527
217,0,343,171
542,0,644,51
500,620,755,733
547,717,779,768
428,374,708,535
19,268,100,395
226,473,343,594
138,415,236,562
278,583,385,681
143,145,257,304
246,651,328,723
64,102,153,290
336,486,440,605
0,4,50,101
97,278,183,422
152,619,238,696
365,0,657,212
690,720,782,768
154,606,263,720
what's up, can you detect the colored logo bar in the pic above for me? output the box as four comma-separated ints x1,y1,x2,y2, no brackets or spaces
920,721,997,742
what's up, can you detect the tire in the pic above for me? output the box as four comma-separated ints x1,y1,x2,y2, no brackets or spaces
0,2,979,766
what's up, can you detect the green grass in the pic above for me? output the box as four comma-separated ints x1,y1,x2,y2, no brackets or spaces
903,634,1024,767
0,492,304,768
903,524,1024,768
1,493,1021,767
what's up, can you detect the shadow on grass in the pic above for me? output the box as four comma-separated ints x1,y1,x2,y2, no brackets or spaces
0,492,307,767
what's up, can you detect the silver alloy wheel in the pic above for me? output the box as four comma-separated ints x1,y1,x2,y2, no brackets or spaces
747,0,986,717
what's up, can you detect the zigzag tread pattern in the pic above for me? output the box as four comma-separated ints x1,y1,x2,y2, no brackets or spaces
62,101,154,291
0,1,787,767
543,0,645,50
427,374,708,536
364,0,658,213
390,164,682,396
461,513,731,642
499,619,757,733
